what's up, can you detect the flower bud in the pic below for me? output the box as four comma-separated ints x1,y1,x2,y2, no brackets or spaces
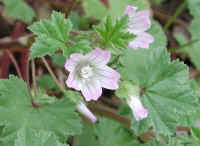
116,81,140,100
116,81,148,121
76,102,97,123
127,95,148,121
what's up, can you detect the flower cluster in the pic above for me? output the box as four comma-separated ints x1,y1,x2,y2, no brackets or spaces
124,6,154,50
65,5,152,122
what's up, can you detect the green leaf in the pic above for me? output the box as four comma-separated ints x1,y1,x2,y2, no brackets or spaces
82,0,148,19
174,34,188,45
108,0,148,18
69,11,81,30
190,126,200,144
52,54,66,67
76,122,100,146
180,0,200,68
28,11,72,59
14,131,69,146
144,140,166,146
190,79,200,97
77,118,140,146
148,21,167,49
131,118,150,136
37,74,59,90
63,40,92,58
3,0,35,23
0,76,82,145
82,0,108,20
94,19,163,54
121,47,197,135
94,15,135,52
32,89,57,106
164,134,199,146
94,118,140,146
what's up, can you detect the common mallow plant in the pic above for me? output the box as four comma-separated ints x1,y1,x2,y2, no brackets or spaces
0,2,198,145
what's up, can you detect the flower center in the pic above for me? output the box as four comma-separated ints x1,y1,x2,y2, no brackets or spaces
80,65,93,79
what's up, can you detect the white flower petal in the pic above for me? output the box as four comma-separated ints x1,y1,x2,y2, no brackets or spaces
95,65,120,90
124,5,137,17
86,48,111,66
129,32,154,49
65,53,83,72
127,10,151,35
66,72,82,91
81,79,102,101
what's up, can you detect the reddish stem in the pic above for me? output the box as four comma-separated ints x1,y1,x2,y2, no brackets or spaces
6,49,23,79
31,99,40,108
65,0,77,18
141,88,146,94
0,51,11,78
41,57,65,92
11,21,26,40
20,48,29,82
99,0,109,8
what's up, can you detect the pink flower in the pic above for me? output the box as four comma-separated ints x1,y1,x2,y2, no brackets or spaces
124,5,154,50
128,32,154,50
127,95,148,121
76,103,97,123
65,48,120,101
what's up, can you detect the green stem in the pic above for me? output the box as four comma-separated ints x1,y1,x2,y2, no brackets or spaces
164,0,188,30
169,39,198,51
31,60,37,96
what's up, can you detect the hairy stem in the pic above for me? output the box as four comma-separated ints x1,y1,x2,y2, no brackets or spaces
6,49,23,79
72,136,77,146
41,57,65,93
25,52,33,98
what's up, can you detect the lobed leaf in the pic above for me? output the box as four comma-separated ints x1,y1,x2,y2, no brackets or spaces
94,15,134,51
148,21,167,49
82,0,148,19
77,118,140,146
0,76,82,145
28,11,72,59
3,0,35,23
120,47,197,135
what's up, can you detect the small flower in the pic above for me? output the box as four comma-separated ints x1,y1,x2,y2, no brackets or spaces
124,5,154,50
76,102,97,123
127,95,148,121
65,48,120,101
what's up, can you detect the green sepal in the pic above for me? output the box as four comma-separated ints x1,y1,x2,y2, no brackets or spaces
116,81,140,100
